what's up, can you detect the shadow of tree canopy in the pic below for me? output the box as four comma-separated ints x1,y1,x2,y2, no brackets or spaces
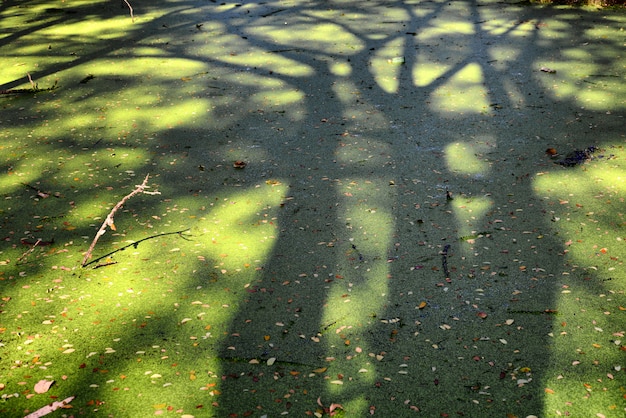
0,0,624,417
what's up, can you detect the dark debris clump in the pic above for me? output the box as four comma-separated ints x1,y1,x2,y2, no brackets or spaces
557,146,597,167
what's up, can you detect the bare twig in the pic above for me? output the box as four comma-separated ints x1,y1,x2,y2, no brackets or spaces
0,74,58,95
81,174,158,266
122,0,135,22
17,239,41,263
83,228,190,268
27,73,36,89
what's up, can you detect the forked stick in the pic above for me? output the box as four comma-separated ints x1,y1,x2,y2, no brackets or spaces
81,174,158,266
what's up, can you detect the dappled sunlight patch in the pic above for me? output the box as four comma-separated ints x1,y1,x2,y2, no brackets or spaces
412,62,451,88
322,261,389,330
533,156,625,265
0,154,60,194
219,50,315,77
249,22,364,54
421,20,474,39
334,137,392,167
430,63,490,114
533,147,626,417
481,18,522,36
320,180,394,356
451,195,493,251
249,88,305,108
329,61,352,77
331,79,358,105
577,87,621,110
487,45,522,70
444,141,491,176
200,184,285,272
98,57,208,79
369,37,406,94
108,97,210,130
42,18,133,40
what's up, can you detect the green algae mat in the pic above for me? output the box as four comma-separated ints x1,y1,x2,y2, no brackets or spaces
1,0,625,416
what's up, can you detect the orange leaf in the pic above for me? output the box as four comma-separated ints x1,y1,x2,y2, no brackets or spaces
544,388,555,394
417,301,427,309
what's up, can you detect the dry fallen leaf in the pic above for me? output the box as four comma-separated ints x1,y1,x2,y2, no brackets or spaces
34,379,54,394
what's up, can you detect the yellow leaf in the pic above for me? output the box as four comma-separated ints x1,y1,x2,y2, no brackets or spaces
417,301,427,309
312,367,327,374
153,403,167,409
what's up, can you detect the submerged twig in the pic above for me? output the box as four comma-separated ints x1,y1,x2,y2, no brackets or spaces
83,228,190,268
81,174,159,267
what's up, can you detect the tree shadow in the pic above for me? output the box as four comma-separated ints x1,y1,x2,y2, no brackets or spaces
0,0,624,416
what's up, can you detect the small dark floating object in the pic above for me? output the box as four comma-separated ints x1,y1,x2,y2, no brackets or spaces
557,146,597,167
80,74,95,84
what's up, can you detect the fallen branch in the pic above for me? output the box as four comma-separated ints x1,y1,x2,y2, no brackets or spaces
25,396,75,418
81,174,159,266
17,239,42,264
0,73,58,95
